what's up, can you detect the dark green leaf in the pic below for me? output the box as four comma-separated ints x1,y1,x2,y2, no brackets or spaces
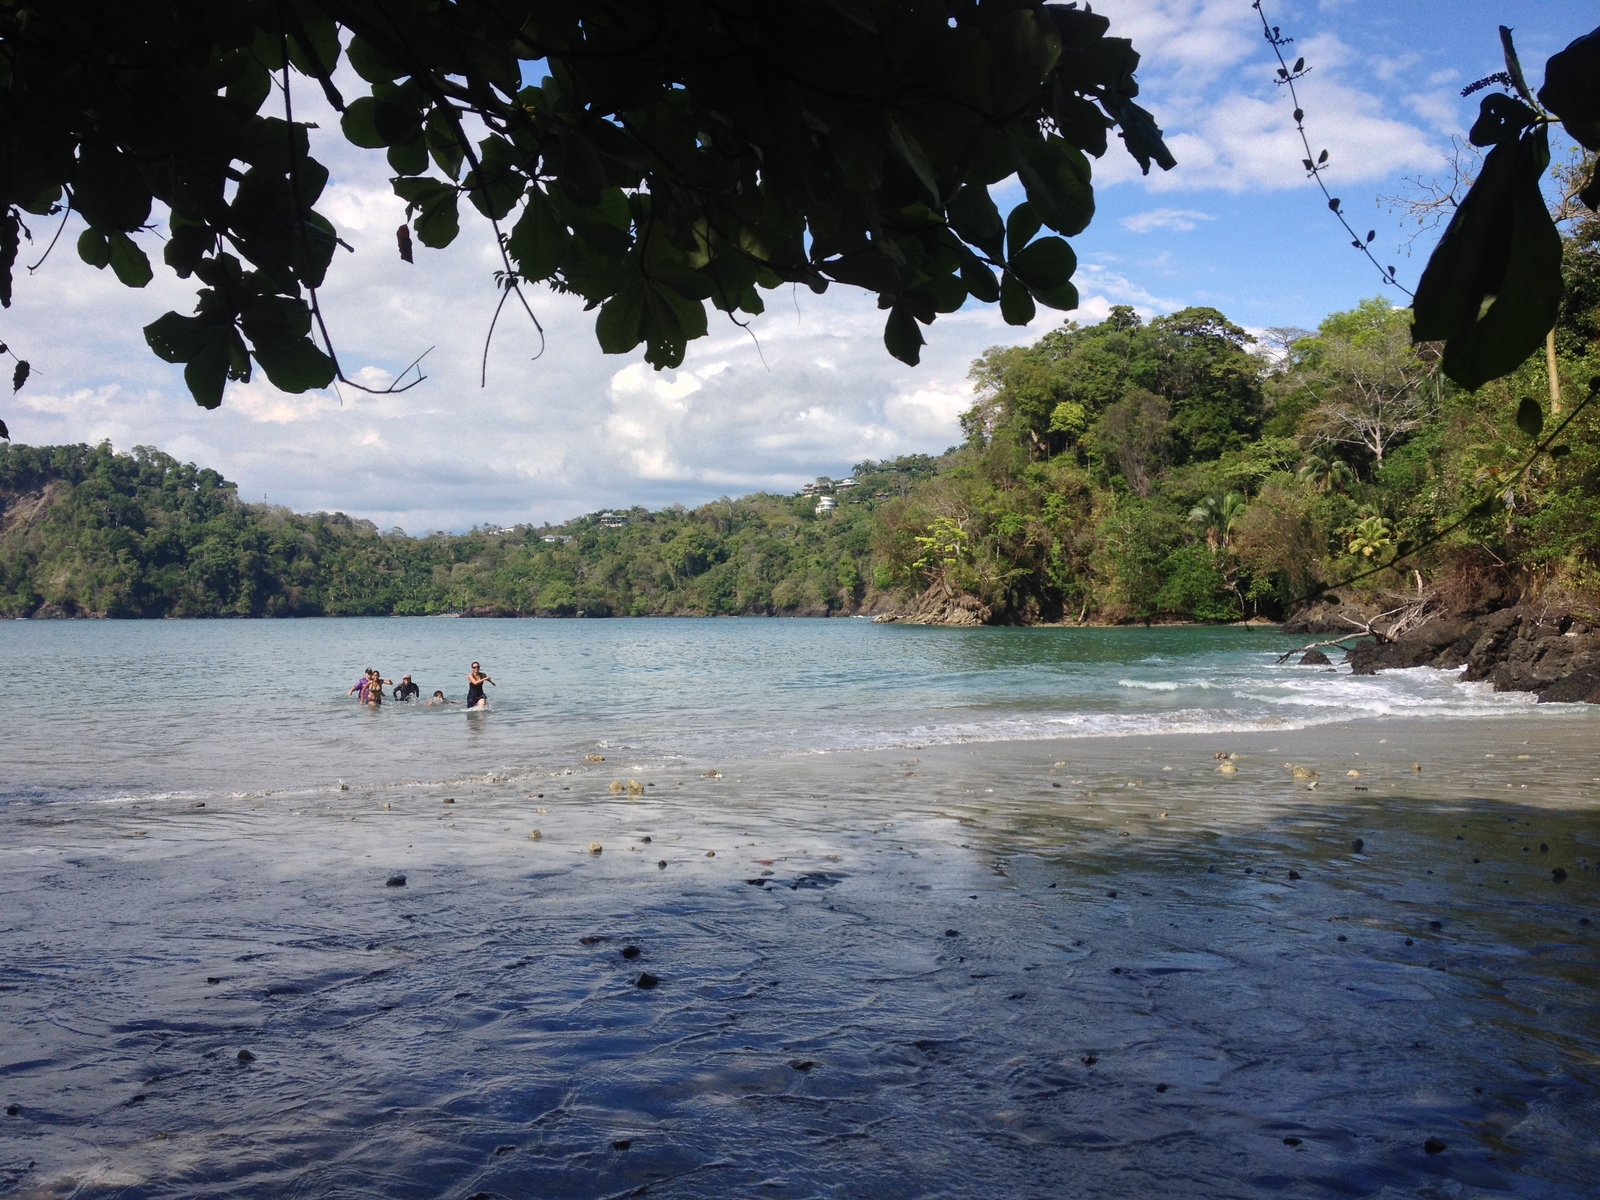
0,211,17,308
884,302,924,366
1011,135,1095,237
999,269,1036,326
340,98,388,149
11,361,28,393
959,246,1000,303
346,36,402,84
990,8,1060,116
393,178,461,248
107,232,153,288
77,229,112,270
1006,202,1042,256
1538,25,1600,151
1430,131,1563,391
507,190,569,281
463,136,526,221
0,417,8,439
596,284,646,354
1516,396,1545,438
886,117,940,204
1008,236,1077,293
948,185,1005,259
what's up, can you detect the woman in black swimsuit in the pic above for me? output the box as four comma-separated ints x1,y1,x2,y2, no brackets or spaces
466,661,495,709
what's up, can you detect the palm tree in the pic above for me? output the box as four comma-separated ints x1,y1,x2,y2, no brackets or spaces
1188,491,1248,551
1344,514,1394,560
1297,453,1355,493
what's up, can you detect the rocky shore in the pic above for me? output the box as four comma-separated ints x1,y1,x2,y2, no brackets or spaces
1286,596,1600,705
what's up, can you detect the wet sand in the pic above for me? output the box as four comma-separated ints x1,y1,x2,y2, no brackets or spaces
1,716,1596,1197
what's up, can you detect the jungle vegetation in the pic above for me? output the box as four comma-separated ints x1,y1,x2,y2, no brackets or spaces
2,194,1597,624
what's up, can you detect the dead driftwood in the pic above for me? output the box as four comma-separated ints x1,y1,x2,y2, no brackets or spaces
1276,597,1436,665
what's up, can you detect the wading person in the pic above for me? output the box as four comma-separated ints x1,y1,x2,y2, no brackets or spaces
466,661,495,710
394,674,420,701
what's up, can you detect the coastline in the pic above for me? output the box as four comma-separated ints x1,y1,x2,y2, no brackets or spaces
3,714,1595,1196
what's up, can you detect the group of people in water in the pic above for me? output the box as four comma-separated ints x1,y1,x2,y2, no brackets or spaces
348,662,495,709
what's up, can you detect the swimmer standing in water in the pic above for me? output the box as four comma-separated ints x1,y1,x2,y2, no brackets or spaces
465,661,495,709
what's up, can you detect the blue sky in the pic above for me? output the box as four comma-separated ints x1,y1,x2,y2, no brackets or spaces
3,0,1594,532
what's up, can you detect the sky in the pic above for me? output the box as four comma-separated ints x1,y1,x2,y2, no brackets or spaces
3,0,1593,533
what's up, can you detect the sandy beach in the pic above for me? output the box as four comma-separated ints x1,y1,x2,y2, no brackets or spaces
2,714,1596,1197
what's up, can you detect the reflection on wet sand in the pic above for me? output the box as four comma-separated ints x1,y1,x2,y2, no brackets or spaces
0,717,1595,1198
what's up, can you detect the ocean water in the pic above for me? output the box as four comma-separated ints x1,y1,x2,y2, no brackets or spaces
2,619,1597,1198
0,617,1581,809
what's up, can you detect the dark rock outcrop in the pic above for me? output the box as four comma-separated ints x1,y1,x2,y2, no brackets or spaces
1344,607,1600,704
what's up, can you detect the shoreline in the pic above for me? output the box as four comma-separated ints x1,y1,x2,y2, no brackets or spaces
3,713,1596,1196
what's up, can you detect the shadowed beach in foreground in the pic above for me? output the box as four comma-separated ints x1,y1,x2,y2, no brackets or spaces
2,715,1596,1198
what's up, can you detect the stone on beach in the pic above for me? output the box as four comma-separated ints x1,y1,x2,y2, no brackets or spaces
386,874,406,887
1352,839,1365,852
586,754,605,762
1299,650,1331,666
1217,761,1238,774
528,830,541,840
627,779,645,795
589,842,603,855
609,781,624,793
621,945,641,959
236,1049,255,1063
1423,1137,1447,1154
1291,765,1318,780
636,972,660,989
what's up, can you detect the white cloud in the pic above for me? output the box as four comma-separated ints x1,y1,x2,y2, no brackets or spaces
1121,208,1216,233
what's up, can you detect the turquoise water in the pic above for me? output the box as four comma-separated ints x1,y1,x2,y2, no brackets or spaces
0,617,1572,807
2,619,1597,1197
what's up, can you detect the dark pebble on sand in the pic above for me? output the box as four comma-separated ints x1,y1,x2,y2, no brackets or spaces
658,860,667,868
1337,935,1347,942
1541,843,1549,853
1352,838,1364,852
580,936,602,945
1107,890,1118,898
1457,835,1464,840
443,798,454,805
1429,920,1441,929
1474,858,1481,863
1553,867,1568,882
1111,967,1123,975
206,976,221,984
190,802,205,808
1051,782,1061,788
945,929,960,937
612,1139,632,1151
1283,1136,1302,1146
641,835,652,843
366,942,378,951
1404,938,1413,946
636,972,659,989
493,1145,515,1156
237,1050,255,1063
1155,1084,1167,1093
385,874,406,887
1081,1054,1098,1066
621,945,641,959
4,1105,17,1115
1581,917,1591,925
1424,1137,1447,1154
1287,870,1301,880
789,1060,816,1071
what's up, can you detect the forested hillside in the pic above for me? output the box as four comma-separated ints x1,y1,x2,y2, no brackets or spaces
3,205,1597,624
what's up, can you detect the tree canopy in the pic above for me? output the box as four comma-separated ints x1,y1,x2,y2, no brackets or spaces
0,0,1174,416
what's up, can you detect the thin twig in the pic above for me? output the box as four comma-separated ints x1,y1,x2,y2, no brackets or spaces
277,13,426,397
25,199,71,272
1251,1,1413,298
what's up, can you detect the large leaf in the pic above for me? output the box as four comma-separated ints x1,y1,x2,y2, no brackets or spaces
999,269,1035,326
884,302,924,366
1538,25,1600,152
1415,128,1562,391
1010,134,1094,237
948,185,1004,259
392,178,460,248
507,190,569,281
463,135,526,221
